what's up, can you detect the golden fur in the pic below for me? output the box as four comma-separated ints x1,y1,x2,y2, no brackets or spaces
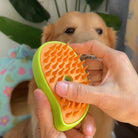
4,12,116,138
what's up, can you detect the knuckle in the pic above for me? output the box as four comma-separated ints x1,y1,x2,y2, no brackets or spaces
111,51,129,66
75,84,82,101
117,51,128,60
68,83,83,102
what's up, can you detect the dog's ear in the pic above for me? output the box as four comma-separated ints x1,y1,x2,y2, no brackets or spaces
41,24,55,44
10,81,30,116
107,28,116,49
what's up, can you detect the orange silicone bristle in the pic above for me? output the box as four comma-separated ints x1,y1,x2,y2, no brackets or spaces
40,43,89,124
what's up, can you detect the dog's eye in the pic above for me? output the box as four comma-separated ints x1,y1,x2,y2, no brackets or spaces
65,28,75,34
96,28,103,35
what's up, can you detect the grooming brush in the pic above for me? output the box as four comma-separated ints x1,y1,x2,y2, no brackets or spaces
33,41,89,131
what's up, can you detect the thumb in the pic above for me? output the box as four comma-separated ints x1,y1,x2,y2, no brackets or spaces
55,81,107,105
34,89,58,137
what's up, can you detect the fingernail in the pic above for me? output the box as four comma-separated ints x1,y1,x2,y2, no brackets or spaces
86,124,93,134
86,124,96,136
55,82,68,97
34,89,44,100
83,122,95,136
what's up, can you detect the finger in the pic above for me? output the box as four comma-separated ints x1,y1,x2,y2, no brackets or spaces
70,40,115,65
34,89,58,137
102,65,108,82
55,81,110,105
82,115,96,137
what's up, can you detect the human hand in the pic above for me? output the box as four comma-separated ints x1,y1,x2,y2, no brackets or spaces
55,40,138,126
34,89,96,138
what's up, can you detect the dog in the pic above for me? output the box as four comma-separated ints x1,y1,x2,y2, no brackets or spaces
4,12,116,138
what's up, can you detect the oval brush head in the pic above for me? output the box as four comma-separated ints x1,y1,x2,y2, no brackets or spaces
33,41,89,131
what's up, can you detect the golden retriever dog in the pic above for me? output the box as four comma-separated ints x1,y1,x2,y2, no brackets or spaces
4,12,116,138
